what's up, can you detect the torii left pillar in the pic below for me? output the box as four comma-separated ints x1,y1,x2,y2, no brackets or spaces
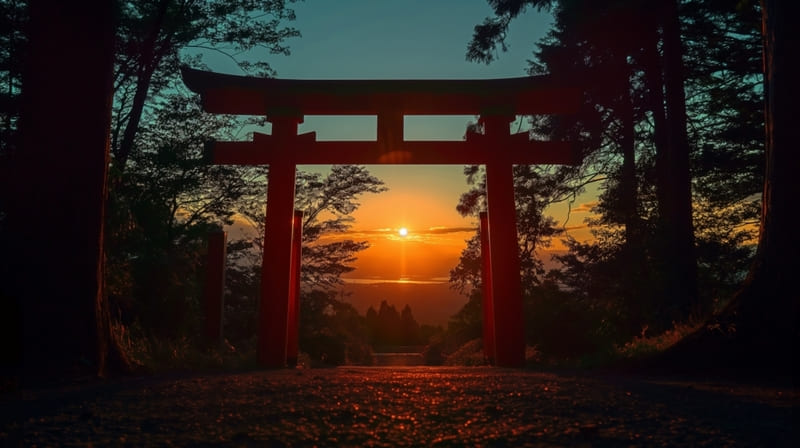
258,115,301,368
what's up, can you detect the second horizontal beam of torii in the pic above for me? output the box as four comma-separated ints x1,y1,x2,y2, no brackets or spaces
206,131,577,166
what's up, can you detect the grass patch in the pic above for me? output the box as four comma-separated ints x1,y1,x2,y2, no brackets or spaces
443,339,486,366
112,320,258,373
442,321,707,370
614,320,703,360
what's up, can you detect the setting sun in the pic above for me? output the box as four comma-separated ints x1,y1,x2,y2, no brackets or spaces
398,227,408,237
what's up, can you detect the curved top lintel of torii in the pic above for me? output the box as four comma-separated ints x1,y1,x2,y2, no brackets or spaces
180,66,581,117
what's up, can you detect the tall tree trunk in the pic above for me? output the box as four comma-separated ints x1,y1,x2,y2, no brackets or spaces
111,0,171,173
642,15,676,331
618,60,644,332
659,0,700,320
619,70,637,251
642,23,669,225
9,0,121,380
113,64,157,172
653,0,798,375
728,0,799,350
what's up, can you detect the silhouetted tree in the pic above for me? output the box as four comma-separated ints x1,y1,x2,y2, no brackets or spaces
400,304,422,346
662,0,799,371
446,291,483,347
0,0,27,369
105,94,264,338
235,165,387,292
468,1,667,332
298,290,372,365
365,305,379,345
377,300,401,347
681,0,763,305
111,0,300,172
659,0,699,318
0,0,25,159
728,0,798,351
222,166,385,350
451,164,562,297
363,300,424,348
466,0,762,335
2,0,124,378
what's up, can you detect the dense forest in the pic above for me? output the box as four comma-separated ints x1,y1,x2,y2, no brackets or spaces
450,0,764,357
0,0,795,376
449,0,796,370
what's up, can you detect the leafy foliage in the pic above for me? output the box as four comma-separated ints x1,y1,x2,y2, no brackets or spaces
111,0,301,171
450,163,563,297
0,0,27,227
234,166,387,292
451,0,764,358
298,290,373,366
226,166,387,357
106,94,264,338
0,0,25,157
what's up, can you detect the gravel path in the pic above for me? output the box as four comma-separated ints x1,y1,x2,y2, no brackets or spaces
2,367,797,447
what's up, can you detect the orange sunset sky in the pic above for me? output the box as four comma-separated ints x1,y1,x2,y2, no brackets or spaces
228,160,596,325
300,154,596,286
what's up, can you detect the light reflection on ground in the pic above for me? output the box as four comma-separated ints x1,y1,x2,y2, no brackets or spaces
8,367,796,446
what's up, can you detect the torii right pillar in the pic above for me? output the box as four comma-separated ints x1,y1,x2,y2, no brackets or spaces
483,115,525,367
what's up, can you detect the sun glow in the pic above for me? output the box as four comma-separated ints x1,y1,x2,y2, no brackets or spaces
398,227,408,237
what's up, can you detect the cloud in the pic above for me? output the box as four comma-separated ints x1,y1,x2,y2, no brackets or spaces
426,226,476,235
341,226,476,237
571,201,598,213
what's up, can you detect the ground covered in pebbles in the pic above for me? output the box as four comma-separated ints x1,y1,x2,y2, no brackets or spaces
2,367,796,446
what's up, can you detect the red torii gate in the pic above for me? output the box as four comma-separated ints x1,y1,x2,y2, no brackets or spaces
181,67,580,368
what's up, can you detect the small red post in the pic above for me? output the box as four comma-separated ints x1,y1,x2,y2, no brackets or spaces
484,115,525,368
258,115,300,368
286,210,304,367
204,230,227,345
479,212,496,365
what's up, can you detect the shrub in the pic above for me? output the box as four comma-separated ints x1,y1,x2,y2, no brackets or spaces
616,320,702,359
444,338,487,366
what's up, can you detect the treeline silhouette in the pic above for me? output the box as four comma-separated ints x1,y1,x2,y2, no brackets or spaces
292,292,441,365
366,301,426,349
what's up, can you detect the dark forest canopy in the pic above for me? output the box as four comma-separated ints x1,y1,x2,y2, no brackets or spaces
454,0,795,369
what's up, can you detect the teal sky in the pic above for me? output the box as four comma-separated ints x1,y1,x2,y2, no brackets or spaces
208,0,553,79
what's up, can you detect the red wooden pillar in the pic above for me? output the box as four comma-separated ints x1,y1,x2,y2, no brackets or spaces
258,116,300,367
479,212,496,365
204,230,227,344
286,210,304,367
483,115,525,367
